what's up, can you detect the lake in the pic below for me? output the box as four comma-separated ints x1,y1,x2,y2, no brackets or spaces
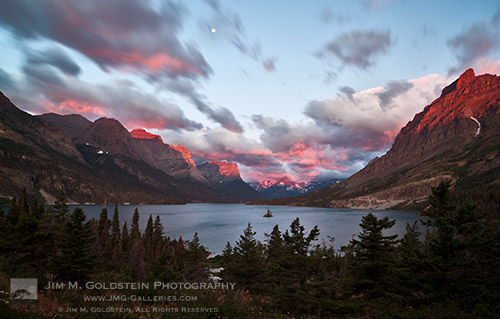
71,203,423,254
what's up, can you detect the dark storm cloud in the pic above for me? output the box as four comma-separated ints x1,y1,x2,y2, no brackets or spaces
0,0,212,80
1,66,203,131
317,29,392,70
26,47,81,77
376,80,413,109
447,12,500,75
166,80,244,133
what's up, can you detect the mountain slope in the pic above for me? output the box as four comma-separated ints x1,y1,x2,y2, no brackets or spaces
0,92,186,204
198,161,266,201
130,129,212,186
37,113,92,140
261,69,500,209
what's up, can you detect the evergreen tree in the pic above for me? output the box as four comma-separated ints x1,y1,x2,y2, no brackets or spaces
427,180,455,217
53,189,69,221
152,216,164,254
50,207,94,281
130,208,141,242
110,204,122,270
276,218,320,313
18,187,29,216
143,215,154,259
350,213,399,298
121,222,130,257
172,236,186,272
184,232,208,281
265,225,284,263
30,195,44,219
97,207,112,268
396,221,426,304
111,204,120,245
6,196,19,225
224,223,266,292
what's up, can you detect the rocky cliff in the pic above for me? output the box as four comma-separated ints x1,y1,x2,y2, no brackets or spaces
198,161,241,182
198,161,266,201
130,129,212,186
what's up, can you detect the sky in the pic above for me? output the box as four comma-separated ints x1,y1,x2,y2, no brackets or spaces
0,0,499,183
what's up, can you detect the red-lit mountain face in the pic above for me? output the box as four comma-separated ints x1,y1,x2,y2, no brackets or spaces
130,129,211,186
264,69,500,209
198,161,266,201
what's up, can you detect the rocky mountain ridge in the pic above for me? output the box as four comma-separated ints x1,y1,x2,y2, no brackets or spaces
0,92,262,204
257,69,500,209
250,176,339,199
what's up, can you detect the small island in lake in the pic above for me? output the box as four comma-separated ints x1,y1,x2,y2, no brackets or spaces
263,209,273,218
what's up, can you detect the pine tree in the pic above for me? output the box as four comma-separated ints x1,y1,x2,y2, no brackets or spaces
111,204,120,245
121,222,130,257
143,215,154,259
6,196,19,225
53,189,69,221
427,180,455,217
50,207,94,281
225,223,266,292
130,208,141,242
396,221,426,304
18,187,29,216
350,213,399,298
97,207,112,268
30,195,45,219
184,232,208,281
266,225,284,262
110,204,122,270
276,218,320,313
152,216,164,254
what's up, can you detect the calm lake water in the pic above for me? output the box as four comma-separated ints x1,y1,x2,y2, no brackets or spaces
69,204,423,254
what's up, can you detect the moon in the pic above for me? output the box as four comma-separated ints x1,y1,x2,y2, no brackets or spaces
211,28,216,33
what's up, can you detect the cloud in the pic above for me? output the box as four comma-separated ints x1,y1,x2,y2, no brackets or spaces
0,0,212,80
376,80,413,109
447,12,500,75
26,47,81,76
161,73,451,182
201,0,276,72
1,63,203,131
319,7,353,26
160,127,284,181
304,74,449,150
361,0,400,12
338,86,356,101
262,58,277,72
317,29,392,70
164,80,244,133
0,68,16,91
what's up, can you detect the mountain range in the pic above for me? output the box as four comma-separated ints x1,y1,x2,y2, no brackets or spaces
0,93,264,204
255,69,500,210
250,176,340,199
2,68,499,209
